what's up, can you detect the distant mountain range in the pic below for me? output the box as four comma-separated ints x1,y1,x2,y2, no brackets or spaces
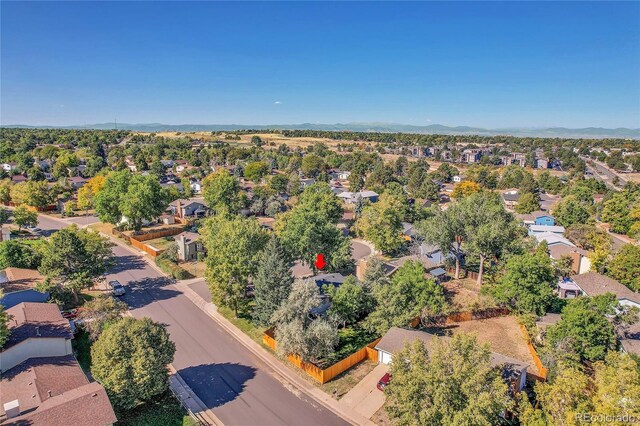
4,122,639,139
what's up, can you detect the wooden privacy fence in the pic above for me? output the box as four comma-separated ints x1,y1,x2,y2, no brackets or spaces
519,323,548,381
112,226,185,258
263,328,381,384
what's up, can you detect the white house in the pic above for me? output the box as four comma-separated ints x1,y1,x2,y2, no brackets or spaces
452,175,466,183
1,162,18,172
0,302,73,373
558,272,640,310
374,327,528,391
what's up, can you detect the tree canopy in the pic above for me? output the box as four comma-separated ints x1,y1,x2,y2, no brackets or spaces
386,334,513,426
91,317,176,410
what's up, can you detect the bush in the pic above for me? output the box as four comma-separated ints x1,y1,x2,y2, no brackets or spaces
155,257,191,280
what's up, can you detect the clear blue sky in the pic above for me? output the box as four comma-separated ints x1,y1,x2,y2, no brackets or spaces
1,1,639,128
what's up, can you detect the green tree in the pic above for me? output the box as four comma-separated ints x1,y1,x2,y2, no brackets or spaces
203,215,269,316
553,195,592,227
486,252,557,315
94,170,132,225
546,294,617,362
325,275,372,328
120,174,167,231
515,192,541,214
39,225,114,302
301,154,325,178
202,168,242,216
416,204,466,279
386,334,513,426
601,187,640,235
12,205,37,230
244,161,269,182
91,317,176,410
364,261,445,335
269,174,289,194
77,295,127,341
275,183,351,272
356,192,404,254
0,239,42,269
607,244,640,291
272,280,338,363
252,236,294,326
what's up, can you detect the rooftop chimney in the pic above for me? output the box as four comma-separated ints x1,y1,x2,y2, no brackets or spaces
47,390,53,398
4,400,20,419
35,326,41,337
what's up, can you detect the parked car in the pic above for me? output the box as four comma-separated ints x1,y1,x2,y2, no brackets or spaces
26,226,42,233
377,373,391,391
109,280,126,296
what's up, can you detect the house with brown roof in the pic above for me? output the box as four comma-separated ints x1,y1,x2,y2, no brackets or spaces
0,268,48,309
374,327,528,391
174,231,204,261
1,302,73,372
1,355,117,425
548,245,591,275
557,272,640,309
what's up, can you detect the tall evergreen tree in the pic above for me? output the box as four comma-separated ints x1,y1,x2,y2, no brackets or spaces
252,236,294,326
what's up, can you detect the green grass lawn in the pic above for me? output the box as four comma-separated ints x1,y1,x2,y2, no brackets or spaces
116,391,198,426
217,305,267,345
322,326,378,367
144,236,176,251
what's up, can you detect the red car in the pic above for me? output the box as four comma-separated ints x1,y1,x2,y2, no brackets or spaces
377,373,391,391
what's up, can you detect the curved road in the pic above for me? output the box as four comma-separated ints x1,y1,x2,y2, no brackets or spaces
35,214,349,426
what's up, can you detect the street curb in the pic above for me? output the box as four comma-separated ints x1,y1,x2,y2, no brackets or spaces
175,281,376,426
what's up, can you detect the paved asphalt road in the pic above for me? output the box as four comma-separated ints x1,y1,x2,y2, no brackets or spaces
35,215,349,426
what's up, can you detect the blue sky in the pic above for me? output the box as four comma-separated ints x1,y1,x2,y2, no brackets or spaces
1,1,639,128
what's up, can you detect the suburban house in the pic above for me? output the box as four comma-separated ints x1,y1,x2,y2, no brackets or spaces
452,175,466,183
557,272,640,309
533,232,575,248
11,175,27,184
160,159,174,168
535,158,550,169
1,302,74,373
374,327,528,391
309,273,347,290
528,224,565,237
0,268,48,309
300,178,316,189
336,170,351,180
1,355,117,425
337,190,379,204
174,231,204,261
548,245,591,275
169,199,207,218
174,160,188,173
501,190,520,211
2,162,18,172
516,211,555,227
189,180,203,193
66,176,87,189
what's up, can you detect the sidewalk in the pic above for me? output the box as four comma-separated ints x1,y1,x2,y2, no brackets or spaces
90,220,375,426
175,280,377,426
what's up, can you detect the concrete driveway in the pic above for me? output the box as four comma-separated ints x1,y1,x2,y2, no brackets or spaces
341,363,388,419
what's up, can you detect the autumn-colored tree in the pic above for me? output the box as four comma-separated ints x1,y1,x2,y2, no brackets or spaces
451,181,482,199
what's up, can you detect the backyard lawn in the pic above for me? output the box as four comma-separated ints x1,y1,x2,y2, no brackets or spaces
144,236,176,251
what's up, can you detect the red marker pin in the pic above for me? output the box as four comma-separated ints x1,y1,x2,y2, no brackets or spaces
314,254,326,270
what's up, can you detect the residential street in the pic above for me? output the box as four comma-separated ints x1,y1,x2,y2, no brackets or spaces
35,214,349,426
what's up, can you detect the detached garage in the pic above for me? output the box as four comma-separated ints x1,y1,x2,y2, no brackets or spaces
374,327,529,391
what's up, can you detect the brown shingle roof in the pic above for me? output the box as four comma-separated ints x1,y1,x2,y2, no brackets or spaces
571,272,640,305
3,302,73,350
4,377,117,426
548,244,588,259
1,268,45,293
1,355,90,416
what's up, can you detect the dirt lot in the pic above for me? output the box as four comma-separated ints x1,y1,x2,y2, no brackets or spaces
427,316,536,369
